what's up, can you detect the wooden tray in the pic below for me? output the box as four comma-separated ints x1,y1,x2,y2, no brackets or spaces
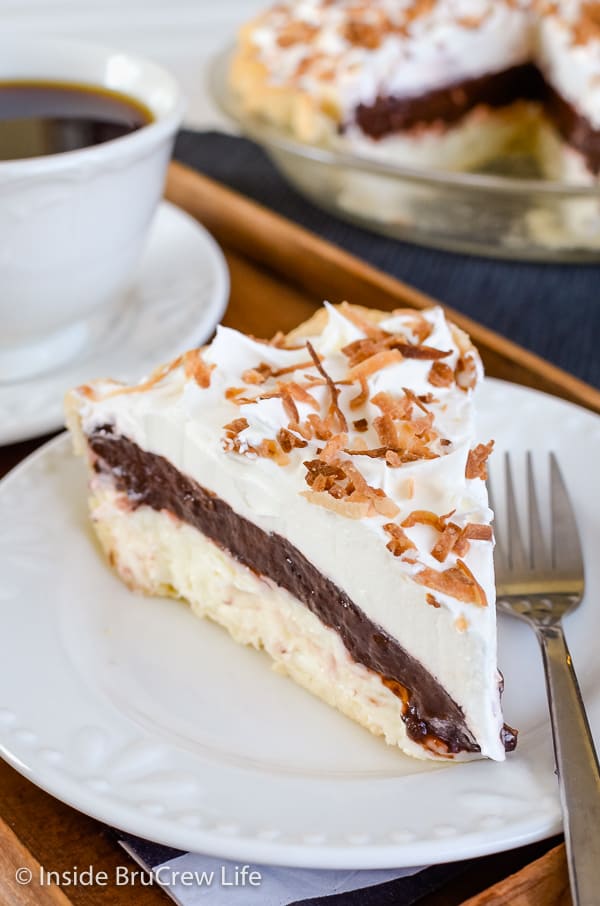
1,159,589,906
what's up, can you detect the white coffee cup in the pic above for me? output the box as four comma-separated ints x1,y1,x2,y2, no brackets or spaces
0,37,185,382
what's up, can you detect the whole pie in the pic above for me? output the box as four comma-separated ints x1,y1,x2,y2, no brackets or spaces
230,0,600,181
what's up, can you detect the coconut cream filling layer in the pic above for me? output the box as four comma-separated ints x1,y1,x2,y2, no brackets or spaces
73,304,505,760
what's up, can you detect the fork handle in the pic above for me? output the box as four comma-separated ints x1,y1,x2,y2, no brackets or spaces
537,624,600,906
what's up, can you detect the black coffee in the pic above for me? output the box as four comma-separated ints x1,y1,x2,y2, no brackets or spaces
0,81,153,161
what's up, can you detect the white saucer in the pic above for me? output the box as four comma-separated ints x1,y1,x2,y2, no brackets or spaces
0,202,229,446
0,379,599,867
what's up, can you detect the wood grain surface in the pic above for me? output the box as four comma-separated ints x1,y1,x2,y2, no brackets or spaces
0,815,73,906
0,160,588,905
460,844,570,906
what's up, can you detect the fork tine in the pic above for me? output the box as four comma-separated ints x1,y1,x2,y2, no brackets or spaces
486,468,508,575
526,451,551,570
550,453,584,575
505,452,529,572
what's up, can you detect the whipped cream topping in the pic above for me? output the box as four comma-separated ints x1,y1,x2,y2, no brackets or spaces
242,0,600,129
74,303,505,759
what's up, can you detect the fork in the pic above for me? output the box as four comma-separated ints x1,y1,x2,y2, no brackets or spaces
489,452,600,906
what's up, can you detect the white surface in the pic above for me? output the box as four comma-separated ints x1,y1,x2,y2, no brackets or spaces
0,201,229,445
0,1,263,130
0,379,599,866
0,36,185,379
75,303,504,762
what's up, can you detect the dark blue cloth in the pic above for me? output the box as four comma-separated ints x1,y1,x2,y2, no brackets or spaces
118,831,561,905
174,130,600,389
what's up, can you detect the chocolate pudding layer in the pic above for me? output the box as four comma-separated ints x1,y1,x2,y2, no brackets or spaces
354,63,600,174
88,425,517,756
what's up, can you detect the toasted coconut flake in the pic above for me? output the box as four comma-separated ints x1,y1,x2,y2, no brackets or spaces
243,360,316,384
301,490,371,519
343,446,421,466
223,417,249,436
394,343,451,360
77,383,100,400
462,523,494,542
402,387,430,414
339,302,389,339
341,459,369,494
466,440,494,480
348,349,403,381
453,535,470,557
342,337,387,368
454,522,494,557
426,593,442,608
384,523,416,557
353,417,368,432
306,341,347,431
385,450,403,468
345,445,389,459
105,355,184,397
409,411,435,436
371,492,400,518
225,386,246,401
272,359,314,378
454,559,487,605
304,458,346,481
374,413,400,448
277,19,318,46
414,559,487,606
304,413,334,441
319,433,348,463
183,349,214,388
431,523,462,563
428,361,454,388
341,333,447,367
390,309,433,344
242,368,267,385
402,509,455,532
301,375,327,390
455,352,479,390
350,376,369,410
303,455,398,518
256,438,290,466
371,391,412,420
222,417,250,454
285,381,320,410
277,427,308,453
278,386,300,424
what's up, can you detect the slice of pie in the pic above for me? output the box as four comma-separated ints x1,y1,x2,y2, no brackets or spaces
65,302,516,761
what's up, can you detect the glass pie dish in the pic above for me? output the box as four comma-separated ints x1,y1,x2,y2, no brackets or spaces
210,48,600,262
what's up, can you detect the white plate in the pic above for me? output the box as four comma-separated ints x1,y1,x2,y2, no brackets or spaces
0,378,598,868
0,201,229,446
